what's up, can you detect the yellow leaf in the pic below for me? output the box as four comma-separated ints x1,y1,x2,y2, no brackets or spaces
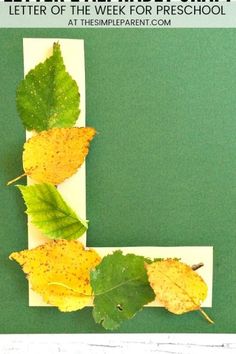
9,240,101,312
7,127,95,185
146,259,213,323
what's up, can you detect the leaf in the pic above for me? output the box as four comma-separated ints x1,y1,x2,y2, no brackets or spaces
23,127,95,185
9,240,101,312
146,259,214,323
90,251,155,330
16,42,80,132
7,127,96,185
18,183,87,240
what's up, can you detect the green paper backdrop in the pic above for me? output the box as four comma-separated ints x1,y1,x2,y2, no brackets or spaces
0,28,235,333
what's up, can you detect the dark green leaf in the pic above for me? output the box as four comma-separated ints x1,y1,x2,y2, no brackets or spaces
16,42,80,132
90,251,155,330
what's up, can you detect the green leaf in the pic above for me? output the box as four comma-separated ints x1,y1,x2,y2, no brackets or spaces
18,183,87,240
16,42,80,132
90,251,155,330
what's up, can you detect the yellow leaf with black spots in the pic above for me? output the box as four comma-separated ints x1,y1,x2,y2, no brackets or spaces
146,259,214,324
10,240,101,312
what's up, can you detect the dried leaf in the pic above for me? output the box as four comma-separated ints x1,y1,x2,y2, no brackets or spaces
9,240,101,312
7,127,95,186
146,259,213,323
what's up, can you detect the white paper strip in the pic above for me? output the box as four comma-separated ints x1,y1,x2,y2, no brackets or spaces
23,38,213,308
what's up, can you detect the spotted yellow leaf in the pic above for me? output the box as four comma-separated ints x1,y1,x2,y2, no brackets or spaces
9,240,101,312
146,259,214,323
7,127,95,185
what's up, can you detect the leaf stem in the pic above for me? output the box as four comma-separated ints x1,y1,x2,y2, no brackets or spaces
7,173,26,186
48,281,92,297
199,308,214,324
192,263,204,271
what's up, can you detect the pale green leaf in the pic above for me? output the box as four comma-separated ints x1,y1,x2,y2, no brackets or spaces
18,183,87,240
16,42,80,132
90,251,155,330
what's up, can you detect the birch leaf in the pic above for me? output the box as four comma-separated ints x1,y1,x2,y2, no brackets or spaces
18,183,87,240
146,259,214,323
9,240,101,312
8,127,95,186
90,251,155,330
16,42,80,132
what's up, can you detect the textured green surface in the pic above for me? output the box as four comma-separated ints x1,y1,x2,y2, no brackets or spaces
0,28,236,333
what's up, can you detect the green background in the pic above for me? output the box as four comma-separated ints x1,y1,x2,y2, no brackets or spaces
0,28,235,333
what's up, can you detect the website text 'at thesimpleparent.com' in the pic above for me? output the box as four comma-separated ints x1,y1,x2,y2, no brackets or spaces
70,18,170,26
